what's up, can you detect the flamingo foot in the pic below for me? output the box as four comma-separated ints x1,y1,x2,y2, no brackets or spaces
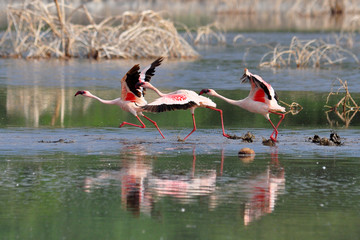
224,133,231,138
119,122,144,128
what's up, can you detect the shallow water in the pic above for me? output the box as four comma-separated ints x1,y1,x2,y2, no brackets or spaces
0,32,360,240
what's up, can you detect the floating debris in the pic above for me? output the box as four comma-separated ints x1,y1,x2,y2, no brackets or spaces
177,136,185,142
308,132,342,146
228,132,255,142
238,147,255,155
262,138,276,146
38,139,75,144
238,147,255,163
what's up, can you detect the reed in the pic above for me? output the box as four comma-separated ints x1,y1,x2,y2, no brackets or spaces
193,23,226,45
0,0,199,59
259,36,359,68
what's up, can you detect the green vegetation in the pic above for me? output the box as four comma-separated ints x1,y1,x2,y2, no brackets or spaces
2,86,359,129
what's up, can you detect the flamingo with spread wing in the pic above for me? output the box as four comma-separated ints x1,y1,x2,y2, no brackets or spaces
75,58,165,138
137,81,230,141
200,68,285,142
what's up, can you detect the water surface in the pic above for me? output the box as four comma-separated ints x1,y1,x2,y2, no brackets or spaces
0,32,359,240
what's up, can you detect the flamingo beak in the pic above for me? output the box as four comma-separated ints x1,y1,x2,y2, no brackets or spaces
199,89,209,95
240,68,250,82
75,90,85,96
240,73,248,83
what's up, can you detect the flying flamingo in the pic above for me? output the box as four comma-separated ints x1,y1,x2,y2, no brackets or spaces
199,68,285,142
136,81,230,141
75,57,165,139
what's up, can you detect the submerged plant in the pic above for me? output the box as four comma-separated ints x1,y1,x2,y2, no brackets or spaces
325,78,359,128
0,0,199,59
259,36,359,68
279,100,303,116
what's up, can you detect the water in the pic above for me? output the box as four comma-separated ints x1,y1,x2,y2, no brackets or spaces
0,32,360,240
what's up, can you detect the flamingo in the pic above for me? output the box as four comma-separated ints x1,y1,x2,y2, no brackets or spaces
199,68,285,142
136,81,230,141
75,57,165,139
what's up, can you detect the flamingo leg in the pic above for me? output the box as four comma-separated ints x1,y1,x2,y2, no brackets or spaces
183,113,197,141
268,112,285,142
142,114,165,139
268,119,278,142
119,116,146,129
192,147,196,178
206,106,230,138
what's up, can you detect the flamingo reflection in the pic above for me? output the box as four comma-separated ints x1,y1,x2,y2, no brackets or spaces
84,145,153,216
83,146,285,224
243,149,285,226
148,147,217,202
83,145,218,215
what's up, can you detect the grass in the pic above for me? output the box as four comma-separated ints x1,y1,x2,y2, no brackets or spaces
0,0,199,59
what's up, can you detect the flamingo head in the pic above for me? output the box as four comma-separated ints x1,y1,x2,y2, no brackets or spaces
135,82,145,88
75,90,90,97
135,81,152,89
240,68,251,83
199,89,215,96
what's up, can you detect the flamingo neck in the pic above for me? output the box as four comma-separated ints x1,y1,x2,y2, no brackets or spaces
212,91,242,106
87,93,118,105
144,83,165,97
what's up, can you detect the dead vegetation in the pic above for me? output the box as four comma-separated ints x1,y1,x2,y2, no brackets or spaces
308,132,342,146
227,132,255,141
193,23,226,45
259,36,359,68
325,78,359,127
0,0,199,59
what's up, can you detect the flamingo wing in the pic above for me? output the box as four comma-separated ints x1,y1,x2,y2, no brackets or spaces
241,69,275,101
139,57,163,83
121,64,142,101
138,57,163,98
142,93,198,113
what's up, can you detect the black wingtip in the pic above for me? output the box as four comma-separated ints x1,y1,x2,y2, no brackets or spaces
151,57,164,68
127,64,140,75
142,102,198,113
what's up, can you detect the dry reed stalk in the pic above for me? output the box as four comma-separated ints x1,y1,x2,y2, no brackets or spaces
0,0,199,59
260,36,359,68
287,0,345,16
325,78,359,127
193,23,226,45
232,34,255,44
